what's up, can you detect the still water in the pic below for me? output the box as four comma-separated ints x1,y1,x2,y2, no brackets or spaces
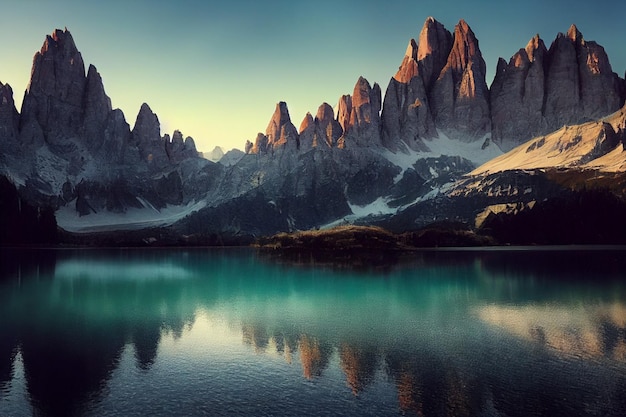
0,247,625,416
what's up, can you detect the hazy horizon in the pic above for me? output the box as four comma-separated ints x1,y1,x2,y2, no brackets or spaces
1,0,625,153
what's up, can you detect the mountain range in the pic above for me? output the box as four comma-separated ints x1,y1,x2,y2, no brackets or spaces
1,18,625,246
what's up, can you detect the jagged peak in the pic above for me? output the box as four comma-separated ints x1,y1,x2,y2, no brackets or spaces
0,82,15,107
266,101,293,134
404,39,418,60
510,49,530,68
337,94,352,132
456,19,471,34
41,28,79,56
0,81,12,94
265,101,298,149
172,129,184,143
447,18,484,71
316,102,335,122
525,34,546,62
138,102,154,116
351,77,373,109
355,75,370,87
567,24,583,44
184,136,196,151
417,16,450,61
133,102,160,139
394,40,420,83
26,27,86,99
299,112,314,133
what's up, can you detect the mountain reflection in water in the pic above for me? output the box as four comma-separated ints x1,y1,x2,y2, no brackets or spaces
1,247,625,416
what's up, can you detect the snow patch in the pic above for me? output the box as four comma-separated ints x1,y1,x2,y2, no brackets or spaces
320,197,397,229
349,197,397,218
423,131,503,165
56,200,207,233
383,130,503,177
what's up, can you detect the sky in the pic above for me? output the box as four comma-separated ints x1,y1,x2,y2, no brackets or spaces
1,0,625,153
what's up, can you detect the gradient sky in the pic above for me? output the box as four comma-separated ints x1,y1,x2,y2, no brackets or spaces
1,0,624,152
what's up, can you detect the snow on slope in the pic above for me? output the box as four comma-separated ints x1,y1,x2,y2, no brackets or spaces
383,131,503,176
337,132,505,222
56,200,207,233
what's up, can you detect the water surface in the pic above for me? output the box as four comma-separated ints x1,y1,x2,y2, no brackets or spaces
1,247,625,416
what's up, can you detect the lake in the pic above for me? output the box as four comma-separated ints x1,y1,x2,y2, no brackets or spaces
1,247,625,416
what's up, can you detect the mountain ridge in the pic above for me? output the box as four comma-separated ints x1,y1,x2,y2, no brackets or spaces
1,20,625,245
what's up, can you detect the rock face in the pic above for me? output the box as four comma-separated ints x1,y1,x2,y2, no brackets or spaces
165,130,198,163
83,64,112,152
340,77,382,148
0,29,208,221
417,17,454,90
430,20,490,140
20,29,87,146
492,25,624,151
0,82,19,148
265,101,299,153
383,18,489,151
381,35,436,152
490,35,548,150
247,102,299,155
131,103,169,168
299,104,343,151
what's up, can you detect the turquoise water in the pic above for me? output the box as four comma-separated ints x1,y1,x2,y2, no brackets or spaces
1,247,625,416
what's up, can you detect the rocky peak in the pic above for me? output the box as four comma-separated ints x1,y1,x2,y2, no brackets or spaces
394,39,419,83
165,130,198,162
299,112,314,134
265,101,298,151
349,77,381,127
416,17,453,89
337,94,352,133
83,64,112,151
248,132,269,155
429,19,490,139
132,103,169,167
21,28,87,144
340,77,382,147
299,106,334,151
0,82,19,143
84,65,112,115
132,103,160,143
492,25,623,151
490,33,548,150
545,25,623,129
566,24,583,44
171,129,184,146
316,102,335,123
525,35,547,63
314,103,343,148
27,28,86,99
447,20,487,86
184,136,197,153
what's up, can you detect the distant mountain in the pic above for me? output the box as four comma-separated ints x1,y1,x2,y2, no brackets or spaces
206,146,225,162
0,20,625,245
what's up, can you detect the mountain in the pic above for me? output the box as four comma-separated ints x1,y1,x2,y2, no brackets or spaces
1,21,625,245
491,25,624,151
0,29,222,232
